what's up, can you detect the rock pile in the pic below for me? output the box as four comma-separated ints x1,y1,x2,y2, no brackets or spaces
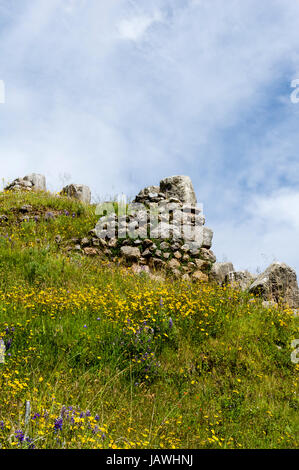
4,172,299,307
209,261,299,309
226,270,257,291
5,173,46,192
248,262,299,309
61,184,91,204
80,175,217,280
209,262,235,285
134,175,197,205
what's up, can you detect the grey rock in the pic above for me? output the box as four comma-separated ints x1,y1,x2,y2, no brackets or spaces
160,241,170,251
195,259,211,272
200,248,216,263
181,244,190,253
159,175,197,204
171,242,182,251
149,257,166,270
185,241,202,256
92,238,100,246
81,237,90,247
201,227,213,249
172,269,181,279
24,174,46,192
192,271,209,282
94,216,117,239
142,248,152,258
135,210,148,223
83,247,99,256
149,243,157,252
183,226,213,247
134,185,160,202
168,258,181,270
225,270,256,291
108,238,118,248
5,173,46,192
143,239,154,248
120,246,141,263
62,184,91,204
182,204,202,215
248,262,299,308
210,262,235,285
98,238,107,248
150,222,181,240
148,192,159,199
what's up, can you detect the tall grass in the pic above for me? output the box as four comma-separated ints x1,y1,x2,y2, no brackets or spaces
0,190,298,449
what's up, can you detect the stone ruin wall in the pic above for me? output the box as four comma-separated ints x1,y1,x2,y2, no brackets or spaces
3,172,299,309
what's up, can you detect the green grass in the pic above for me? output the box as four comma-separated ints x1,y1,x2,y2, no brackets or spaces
0,190,298,449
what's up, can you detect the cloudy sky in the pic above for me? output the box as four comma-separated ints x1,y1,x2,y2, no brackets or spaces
1,0,299,273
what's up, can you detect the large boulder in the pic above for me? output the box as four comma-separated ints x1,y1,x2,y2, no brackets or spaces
23,174,46,191
159,175,197,205
225,270,256,291
192,270,209,282
199,248,216,263
210,262,235,285
62,184,91,204
120,246,141,263
248,262,299,308
134,185,161,203
5,173,46,192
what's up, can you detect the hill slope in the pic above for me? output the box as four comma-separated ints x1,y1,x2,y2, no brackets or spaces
0,190,298,449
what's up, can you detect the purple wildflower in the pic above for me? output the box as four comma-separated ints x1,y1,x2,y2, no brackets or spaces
15,430,24,442
54,417,63,432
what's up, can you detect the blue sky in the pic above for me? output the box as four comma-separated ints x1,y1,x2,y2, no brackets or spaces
1,0,299,274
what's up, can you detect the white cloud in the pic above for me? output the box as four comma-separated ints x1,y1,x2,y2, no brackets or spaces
117,10,163,41
1,0,299,272
250,190,299,230
212,188,299,274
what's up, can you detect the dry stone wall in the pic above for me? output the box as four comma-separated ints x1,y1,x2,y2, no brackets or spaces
4,172,299,307
88,175,216,280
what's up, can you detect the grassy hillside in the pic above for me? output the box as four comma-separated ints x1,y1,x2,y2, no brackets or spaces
0,190,298,449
